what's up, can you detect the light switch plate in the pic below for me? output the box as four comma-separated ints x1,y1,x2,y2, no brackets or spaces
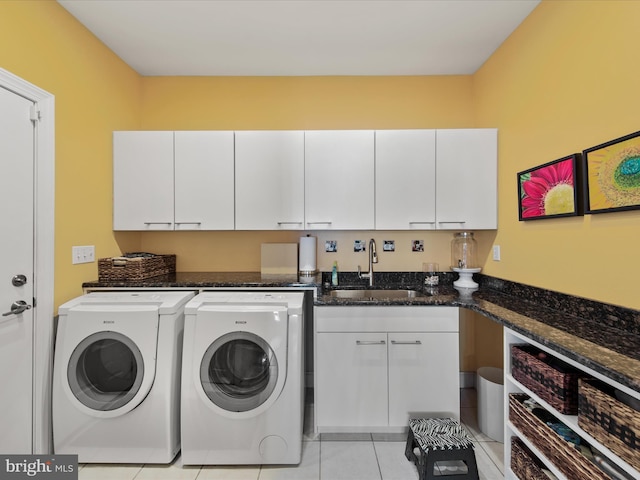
72,245,95,264
493,245,501,261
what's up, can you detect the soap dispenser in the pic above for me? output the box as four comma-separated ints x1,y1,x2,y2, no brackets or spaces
331,261,339,286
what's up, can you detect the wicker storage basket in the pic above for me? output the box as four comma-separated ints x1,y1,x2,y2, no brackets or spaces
509,393,609,480
98,253,176,281
510,437,549,480
511,344,581,414
578,378,640,471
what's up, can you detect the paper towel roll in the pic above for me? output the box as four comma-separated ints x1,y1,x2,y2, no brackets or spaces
299,236,317,274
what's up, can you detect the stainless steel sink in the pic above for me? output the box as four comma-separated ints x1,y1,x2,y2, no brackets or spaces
328,289,424,299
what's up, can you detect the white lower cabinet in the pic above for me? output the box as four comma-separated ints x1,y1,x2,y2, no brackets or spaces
388,331,459,426
316,332,388,428
315,306,460,433
504,328,640,480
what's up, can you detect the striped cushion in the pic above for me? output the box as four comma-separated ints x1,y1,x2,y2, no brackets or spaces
409,418,474,452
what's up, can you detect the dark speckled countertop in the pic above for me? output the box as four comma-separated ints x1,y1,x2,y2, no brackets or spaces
83,271,640,392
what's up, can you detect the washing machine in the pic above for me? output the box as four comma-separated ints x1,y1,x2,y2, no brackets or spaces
181,291,305,465
52,291,195,463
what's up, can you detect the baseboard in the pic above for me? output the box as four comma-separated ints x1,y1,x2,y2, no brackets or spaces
460,371,476,389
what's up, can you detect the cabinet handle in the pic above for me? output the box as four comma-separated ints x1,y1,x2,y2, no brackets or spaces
277,222,303,225
306,221,332,225
390,340,422,345
408,221,436,225
144,222,172,225
438,221,466,224
356,340,386,345
175,222,202,225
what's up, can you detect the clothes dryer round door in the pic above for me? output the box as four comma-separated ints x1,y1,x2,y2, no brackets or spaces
68,331,145,412
194,305,288,418
200,331,279,412
60,305,159,418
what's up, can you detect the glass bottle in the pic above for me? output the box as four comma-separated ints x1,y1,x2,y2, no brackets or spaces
451,232,478,269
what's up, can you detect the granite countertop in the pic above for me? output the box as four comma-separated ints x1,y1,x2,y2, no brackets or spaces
83,271,640,393
83,271,324,290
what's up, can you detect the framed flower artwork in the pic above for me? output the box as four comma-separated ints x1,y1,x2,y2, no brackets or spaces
517,154,583,221
583,130,640,214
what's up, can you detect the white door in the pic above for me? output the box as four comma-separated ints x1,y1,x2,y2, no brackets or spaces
375,130,437,230
113,131,175,230
0,85,35,453
174,131,235,230
388,332,460,426
235,130,305,230
316,332,388,429
435,129,498,230
305,130,375,230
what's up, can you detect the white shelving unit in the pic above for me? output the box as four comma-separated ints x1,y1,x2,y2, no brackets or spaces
504,327,640,480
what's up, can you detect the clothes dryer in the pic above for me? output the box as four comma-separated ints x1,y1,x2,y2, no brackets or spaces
181,291,305,465
52,291,195,463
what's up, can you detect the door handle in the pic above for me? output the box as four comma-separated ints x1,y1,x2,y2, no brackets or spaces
390,340,422,345
2,300,32,316
12,274,27,286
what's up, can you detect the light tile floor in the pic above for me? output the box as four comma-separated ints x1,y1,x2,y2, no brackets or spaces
79,389,504,480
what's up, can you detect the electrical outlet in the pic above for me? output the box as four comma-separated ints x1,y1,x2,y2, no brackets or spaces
72,245,95,264
492,245,501,261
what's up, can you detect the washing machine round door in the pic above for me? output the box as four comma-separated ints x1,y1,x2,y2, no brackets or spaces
67,331,145,411
200,331,278,412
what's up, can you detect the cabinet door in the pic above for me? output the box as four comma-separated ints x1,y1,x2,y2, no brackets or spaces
316,332,387,429
388,332,460,426
113,131,174,230
174,131,234,230
375,130,436,230
305,130,375,230
235,131,305,230
436,129,498,230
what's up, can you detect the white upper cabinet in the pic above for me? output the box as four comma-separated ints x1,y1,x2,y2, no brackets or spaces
174,131,234,230
113,131,234,231
113,131,175,231
375,130,437,230
235,131,305,230
305,130,375,230
435,129,498,230
114,128,497,232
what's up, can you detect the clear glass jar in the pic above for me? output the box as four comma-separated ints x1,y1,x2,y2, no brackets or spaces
451,232,478,269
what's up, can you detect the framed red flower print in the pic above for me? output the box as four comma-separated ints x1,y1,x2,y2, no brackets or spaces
518,154,583,221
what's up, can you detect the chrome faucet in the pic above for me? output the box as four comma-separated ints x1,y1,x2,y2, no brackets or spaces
358,238,378,286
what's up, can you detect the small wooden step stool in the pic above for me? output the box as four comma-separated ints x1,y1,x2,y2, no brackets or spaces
405,418,479,480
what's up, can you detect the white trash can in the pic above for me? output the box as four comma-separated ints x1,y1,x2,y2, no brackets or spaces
477,367,504,442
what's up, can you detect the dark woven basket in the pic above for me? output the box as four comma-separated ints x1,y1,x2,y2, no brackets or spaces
98,253,176,281
578,378,640,471
511,344,581,414
510,437,548,480
509,393,609,480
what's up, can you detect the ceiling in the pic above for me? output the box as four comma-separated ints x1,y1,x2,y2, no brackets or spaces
57,0,540,77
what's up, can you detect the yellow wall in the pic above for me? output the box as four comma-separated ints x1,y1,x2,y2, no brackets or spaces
0,1,142,309
475,0,640,310
141,76,474,130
